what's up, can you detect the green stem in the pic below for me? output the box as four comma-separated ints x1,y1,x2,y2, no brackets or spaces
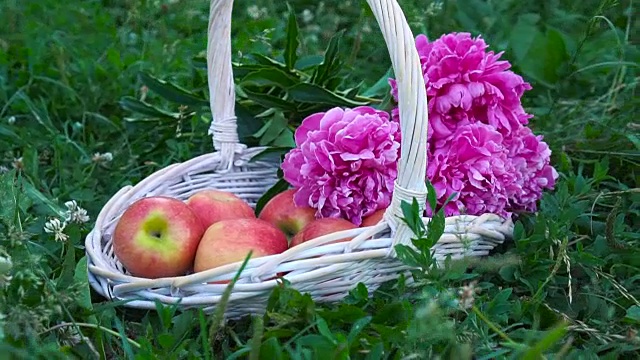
39,322,141,349
471,305,518,346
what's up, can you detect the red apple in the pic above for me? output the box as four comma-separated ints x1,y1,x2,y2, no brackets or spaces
185,189,255,229
112,196,205,278
258,189,316,238
361,208,386,227
193,218,289,274
290,218,358,248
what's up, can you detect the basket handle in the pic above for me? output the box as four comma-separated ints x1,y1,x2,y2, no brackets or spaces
206,0,429,243
366,0,429,246
207,0,243,169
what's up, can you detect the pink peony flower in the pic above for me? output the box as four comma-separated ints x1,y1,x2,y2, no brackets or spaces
426,122,517,217
390,32,533,141
281,106,401,225
504,125,559,212
386,31,556,217
283,31,557,222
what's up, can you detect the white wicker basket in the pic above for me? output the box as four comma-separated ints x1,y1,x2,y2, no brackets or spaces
85,0,513,318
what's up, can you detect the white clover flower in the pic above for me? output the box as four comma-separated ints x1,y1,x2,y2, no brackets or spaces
0,251,12,289
11,157,23,170
247,5,263,20
64,200,90,224
0,166,8,174
458,281,479,310
302,9,314,23
65,200,78,211
7,116,15,124
92,152,113,163
0,252,11,275
44,218,69,242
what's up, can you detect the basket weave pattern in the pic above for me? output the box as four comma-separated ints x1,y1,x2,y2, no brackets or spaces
85,0,514,317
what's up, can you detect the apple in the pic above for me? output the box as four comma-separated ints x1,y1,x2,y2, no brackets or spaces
290,217,358,248
185,189,255,229
361,208,386,227
112,196,205,278
194,218,289,274
258,189,317,238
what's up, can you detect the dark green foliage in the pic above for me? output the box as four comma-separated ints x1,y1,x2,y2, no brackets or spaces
0,0,638,358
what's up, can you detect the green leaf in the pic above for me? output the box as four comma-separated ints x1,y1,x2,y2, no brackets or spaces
21,179,65,217
257,112,289,146
312,30,345,85
499,265,517,282
138,72,208,106
294,334,334,352
425,209,445,249
284,4,300,70
73,255,93,310
255,179,290,216
251,53,288,70
119,96,180,120
476,349,512,360
509,14,542,64
191,56,207,69
520,322,568,360
171,312,194,340
346,316,372,346
233,63,274,78
250,146,293,163
425,179,438,215
260,337,284,360
361,67,394,98
341,84,362,99
626,134,640,150
316,316,337,345
249,316,264,360
240,68,297,88
236,103,265,145
453,0,492,32
295,55,324,70
400,198,421,235
625,305,640,323
394,244,421,268
242,88,297,111
158,333,175,350
0,171,31,223
513,221,525,241
365,343,384,360
209,253,253,344
113,317,136,360
345,282,369,303
271,128,295,148
287,83,370,107
227,348,252,360
514,27,569,86
0,125,26,146
486,288,513,321
57,243,76,290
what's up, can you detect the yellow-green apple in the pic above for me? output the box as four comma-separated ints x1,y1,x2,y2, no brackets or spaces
360,208,386,227
289,217,358,248
258,189,316,239
193,218,289,275
112,196,205,278
185,189,255,229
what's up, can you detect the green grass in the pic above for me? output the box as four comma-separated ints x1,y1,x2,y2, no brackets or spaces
0,0,638,358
